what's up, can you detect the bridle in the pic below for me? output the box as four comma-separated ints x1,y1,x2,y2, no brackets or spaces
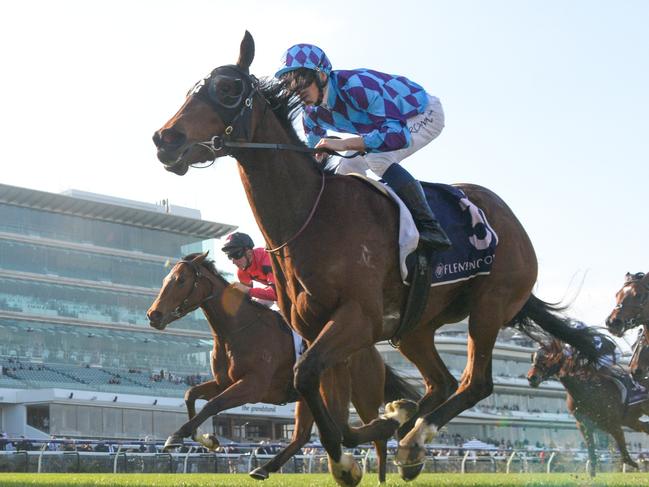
169,260,217,320
530,349,563,382
612,277,649,332
162,65,363,252
165,65,363,169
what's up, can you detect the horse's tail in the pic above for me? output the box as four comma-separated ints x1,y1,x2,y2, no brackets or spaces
383,364,421,402
508,294,607,362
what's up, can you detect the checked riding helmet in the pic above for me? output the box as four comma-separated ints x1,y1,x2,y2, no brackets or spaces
275,44,332,106
221,232,254,260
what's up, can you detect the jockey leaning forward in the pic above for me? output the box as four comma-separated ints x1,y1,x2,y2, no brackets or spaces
221,232,305,357
275,43,452,253
221,232,277,304
566,321,648,406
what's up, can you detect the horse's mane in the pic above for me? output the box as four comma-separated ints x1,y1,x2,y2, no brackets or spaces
256,77,337,175
181,253,292,321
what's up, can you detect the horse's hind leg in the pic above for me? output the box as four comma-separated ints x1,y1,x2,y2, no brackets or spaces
396,305,505,470
575,417,597,477
164,380,224,451
250,399,313,480
610,427,638,469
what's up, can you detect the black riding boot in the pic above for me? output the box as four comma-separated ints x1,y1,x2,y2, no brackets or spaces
382,163,452,252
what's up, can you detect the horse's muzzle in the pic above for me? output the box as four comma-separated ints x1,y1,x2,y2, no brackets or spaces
527,375,540,388
605,317,625,337
147,310,168,330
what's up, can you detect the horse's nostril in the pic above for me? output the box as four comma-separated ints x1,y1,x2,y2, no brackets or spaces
154,128,186,151
148,310,162,322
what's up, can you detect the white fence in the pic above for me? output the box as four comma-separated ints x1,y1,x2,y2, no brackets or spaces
1,444,649,475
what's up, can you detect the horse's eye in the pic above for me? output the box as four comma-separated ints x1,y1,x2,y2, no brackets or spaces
177,276,186,285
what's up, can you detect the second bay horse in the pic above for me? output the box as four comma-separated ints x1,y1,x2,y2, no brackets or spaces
146,252,419,482
528,339,649,475
152,32,609,485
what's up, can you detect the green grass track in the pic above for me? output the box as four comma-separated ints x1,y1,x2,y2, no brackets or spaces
1,473,648,487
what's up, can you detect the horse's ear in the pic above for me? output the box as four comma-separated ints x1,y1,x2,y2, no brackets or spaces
625,272,634,283
192,251,209,264
237,31,255,73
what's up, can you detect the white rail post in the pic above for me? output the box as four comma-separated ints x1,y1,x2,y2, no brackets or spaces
183,446,195,473
36,442,48,473
113,445,124,474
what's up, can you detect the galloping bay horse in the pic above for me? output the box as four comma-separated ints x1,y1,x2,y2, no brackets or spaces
152,32,609,485
606,272,649,387
528,339,649,476
146,252,419,482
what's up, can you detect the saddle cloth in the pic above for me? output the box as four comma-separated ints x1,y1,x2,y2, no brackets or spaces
348,175,498,286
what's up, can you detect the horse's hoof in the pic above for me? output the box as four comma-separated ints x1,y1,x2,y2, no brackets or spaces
249,467,269,480
398,462,425,481
328,452,362,487
383,399,419,426
194,433,220,451
395,444,427,470
163,434,184,452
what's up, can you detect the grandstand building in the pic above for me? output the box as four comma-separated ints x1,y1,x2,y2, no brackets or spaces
0,184,302,442
0,183,645,450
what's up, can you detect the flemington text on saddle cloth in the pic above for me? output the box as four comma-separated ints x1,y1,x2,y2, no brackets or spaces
420,182,498,287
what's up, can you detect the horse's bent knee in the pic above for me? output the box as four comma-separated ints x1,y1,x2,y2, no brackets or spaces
294,357,321,395
184,387,198,403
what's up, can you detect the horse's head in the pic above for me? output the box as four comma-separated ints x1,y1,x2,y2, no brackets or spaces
527,340,564,387
606,272,649,337
152,31,259,175
147,251,214,330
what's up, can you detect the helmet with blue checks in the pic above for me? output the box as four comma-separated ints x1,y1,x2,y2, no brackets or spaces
275,44,332,78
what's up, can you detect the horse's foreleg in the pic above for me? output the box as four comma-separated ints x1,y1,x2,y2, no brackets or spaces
250,399,313,480
348,353,387,484
575,417,596,477
396,312,500,470
167,377,263,450
185,380,226,448
293,300,374,487
164,380,225,451
609,426,638,469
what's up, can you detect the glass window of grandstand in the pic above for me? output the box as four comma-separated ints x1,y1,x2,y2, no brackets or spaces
27,404,50,433
280,423,294,441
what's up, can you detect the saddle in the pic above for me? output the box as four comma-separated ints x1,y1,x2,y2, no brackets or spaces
347,175,499,346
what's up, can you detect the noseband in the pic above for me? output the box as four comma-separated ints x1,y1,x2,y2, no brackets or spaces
613,278,649,331
165,66,364,170
171,260,217,319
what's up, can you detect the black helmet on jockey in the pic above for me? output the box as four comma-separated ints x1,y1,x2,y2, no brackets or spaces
221,232,254,259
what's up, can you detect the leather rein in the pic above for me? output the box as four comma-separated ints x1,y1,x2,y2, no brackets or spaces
166,65,362,253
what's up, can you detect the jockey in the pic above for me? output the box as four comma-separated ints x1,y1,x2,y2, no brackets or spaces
221,232,277,303
221,232,305,359
567,321,648,405
275,44,452,253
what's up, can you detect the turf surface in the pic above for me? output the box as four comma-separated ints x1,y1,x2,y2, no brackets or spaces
1,473,648,486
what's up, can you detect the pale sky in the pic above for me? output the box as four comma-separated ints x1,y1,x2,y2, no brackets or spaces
2,1,648,346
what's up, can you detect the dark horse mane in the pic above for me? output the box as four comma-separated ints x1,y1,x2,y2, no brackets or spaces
181,252,292,324
256,77,337,175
